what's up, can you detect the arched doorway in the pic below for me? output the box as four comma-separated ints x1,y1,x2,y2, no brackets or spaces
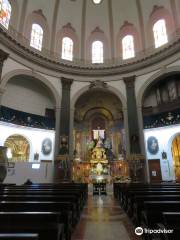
172,134,180,182
4,134,30,161
73,88,128,182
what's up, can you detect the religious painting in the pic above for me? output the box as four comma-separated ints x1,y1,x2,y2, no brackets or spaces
147,136,159,155
41,138,52,155
4,134,30,161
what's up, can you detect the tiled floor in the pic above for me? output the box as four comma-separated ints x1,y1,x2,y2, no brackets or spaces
72,187,140,240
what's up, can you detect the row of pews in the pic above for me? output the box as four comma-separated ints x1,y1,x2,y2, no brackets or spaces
0,182,88,240
114,182,180,240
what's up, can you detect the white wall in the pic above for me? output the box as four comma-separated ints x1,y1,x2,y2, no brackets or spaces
4,162,54,185
0,121,55,162
0,122,55,184
1,77,54,116
144,124,180,181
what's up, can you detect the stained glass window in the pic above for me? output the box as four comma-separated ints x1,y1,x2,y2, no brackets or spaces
92,40,103,63
122,35,135,60
30,23,43,51
0,0,11,29
61,37,73,61
153,19,168,48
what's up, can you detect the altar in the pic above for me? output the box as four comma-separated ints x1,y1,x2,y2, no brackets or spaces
72,134,129,183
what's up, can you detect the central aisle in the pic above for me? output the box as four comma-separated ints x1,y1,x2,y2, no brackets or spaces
72,188,139,240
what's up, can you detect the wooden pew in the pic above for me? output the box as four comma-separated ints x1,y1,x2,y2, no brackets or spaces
124,190,180,211
0,194,81,223
0,201,73,240
128,194,180,218
0,212,64,240
0,233,38,240
140,201,180,230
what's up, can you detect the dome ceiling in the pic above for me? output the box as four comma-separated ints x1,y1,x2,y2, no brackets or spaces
3,0,179,67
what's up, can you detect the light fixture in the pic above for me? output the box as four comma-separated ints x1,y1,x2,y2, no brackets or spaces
32,163,40,169
93,0,102,5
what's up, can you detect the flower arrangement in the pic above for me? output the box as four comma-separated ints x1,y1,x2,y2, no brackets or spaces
114,175,131,183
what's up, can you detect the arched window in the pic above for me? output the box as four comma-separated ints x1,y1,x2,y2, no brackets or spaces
61,37,73,61
153,19,168,48
30,23,43,51
92,40,103,63
0,0,11,29
122,35,135,60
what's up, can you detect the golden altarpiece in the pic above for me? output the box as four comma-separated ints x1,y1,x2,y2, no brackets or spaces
72,129,129,183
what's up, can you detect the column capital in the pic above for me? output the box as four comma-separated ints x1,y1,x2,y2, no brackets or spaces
61,77,73,90
0,87,6,95
0,49,9,64
123,75,136,88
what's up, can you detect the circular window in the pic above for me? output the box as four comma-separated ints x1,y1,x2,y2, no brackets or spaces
93,0,102,4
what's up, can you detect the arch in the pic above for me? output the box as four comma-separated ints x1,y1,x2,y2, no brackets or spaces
4,134,30,162
136,66,180,107
56,23,79,60
147,5,175,47
117,21,141,59
71,84,126,111
23,9,50,50
0,69,61,107
168,132,180,181
86,27,109,62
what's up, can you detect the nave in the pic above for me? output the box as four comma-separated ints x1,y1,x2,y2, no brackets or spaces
72,187,137,240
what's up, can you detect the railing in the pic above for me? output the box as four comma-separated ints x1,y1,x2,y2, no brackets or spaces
1,24,180,69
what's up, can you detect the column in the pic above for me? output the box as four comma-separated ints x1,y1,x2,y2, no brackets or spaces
0,50,8,106
59,77,73,154
124,75,146,182
54,105,61,157
54,77,73,182
0,49,8,81
124,75,141,154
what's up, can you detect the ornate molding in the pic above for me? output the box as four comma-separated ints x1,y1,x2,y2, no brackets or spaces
61,77,73,90
0,27,180,77
0,49,9,64
89,80,107,89
123,75,136,88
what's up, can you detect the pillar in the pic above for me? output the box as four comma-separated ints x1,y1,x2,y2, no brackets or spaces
124,75,146,182
124,75,141,154
54,77,73,182
0,50,8,106
0,49,8,81
59,77,73,154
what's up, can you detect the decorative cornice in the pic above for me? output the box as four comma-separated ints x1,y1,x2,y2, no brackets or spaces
91,26,104,34
150,5,164,17
0,87,6,94
120,21,133,30
89,80,107,89
0,27,180,77
62,23,76,33
61,77,73,90
123,75,136,88
0,49,9,63
33,9,47,21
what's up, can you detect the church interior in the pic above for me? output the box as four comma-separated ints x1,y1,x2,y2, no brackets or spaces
0,0,180,239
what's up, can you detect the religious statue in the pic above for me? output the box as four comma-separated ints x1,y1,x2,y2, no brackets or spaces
90,137,108,164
